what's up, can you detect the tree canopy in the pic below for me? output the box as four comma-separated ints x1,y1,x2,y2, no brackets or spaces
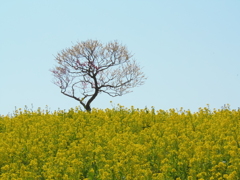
51,40,146,111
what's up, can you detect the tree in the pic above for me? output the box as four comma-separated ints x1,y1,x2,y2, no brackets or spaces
50,40,146,111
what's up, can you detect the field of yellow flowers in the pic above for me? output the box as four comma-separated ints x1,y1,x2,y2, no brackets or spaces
0,105,240,180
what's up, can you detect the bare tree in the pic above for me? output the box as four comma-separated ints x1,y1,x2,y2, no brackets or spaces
50,40,146,111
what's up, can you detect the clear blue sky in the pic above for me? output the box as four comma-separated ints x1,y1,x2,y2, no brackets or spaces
1,1,240,115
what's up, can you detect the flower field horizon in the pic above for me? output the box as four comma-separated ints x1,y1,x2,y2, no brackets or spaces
0,105,240,180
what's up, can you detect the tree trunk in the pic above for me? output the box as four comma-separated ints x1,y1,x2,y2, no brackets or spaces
85,104,91,112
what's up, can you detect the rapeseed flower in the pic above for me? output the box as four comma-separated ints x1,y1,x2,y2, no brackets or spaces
0,105,240,179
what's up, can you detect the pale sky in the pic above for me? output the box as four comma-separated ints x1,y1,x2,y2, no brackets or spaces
1,1,240,115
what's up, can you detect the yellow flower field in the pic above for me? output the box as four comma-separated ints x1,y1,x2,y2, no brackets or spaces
0,105,240,180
